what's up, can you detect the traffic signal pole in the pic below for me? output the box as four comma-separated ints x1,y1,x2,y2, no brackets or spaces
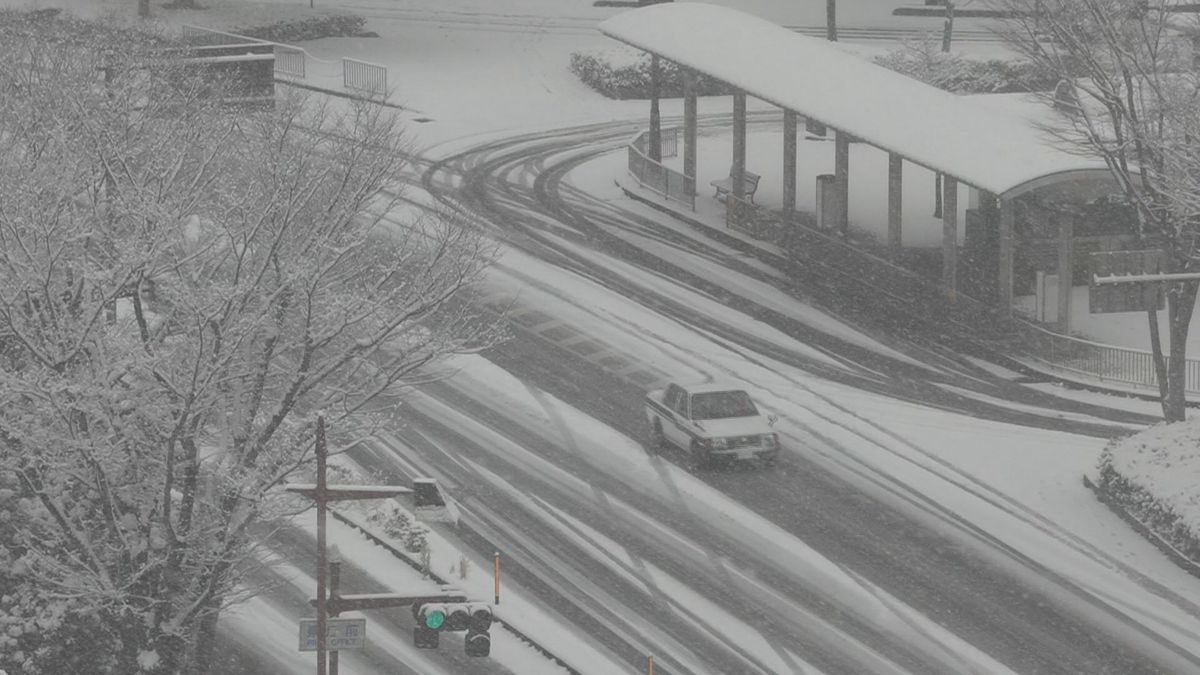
287,415,414,675
316,417,329,675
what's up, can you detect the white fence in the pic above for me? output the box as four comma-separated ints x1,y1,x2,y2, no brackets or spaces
342,57,387,98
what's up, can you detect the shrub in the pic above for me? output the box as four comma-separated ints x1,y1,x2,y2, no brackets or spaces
238,14,370,43
569,48,733,99
872,43,1060,93
1097,450,1200,564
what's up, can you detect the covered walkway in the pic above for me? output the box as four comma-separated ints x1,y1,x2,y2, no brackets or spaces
600,3,1123,332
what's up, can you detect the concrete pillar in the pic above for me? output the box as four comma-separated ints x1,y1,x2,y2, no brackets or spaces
1057,212,1074,333
648,54,662,162
783,110,798,220
998,197,1014,316
683,69,698,194
942,175,958,294
835,130,850,237
887,153,903,262
732,92,747,200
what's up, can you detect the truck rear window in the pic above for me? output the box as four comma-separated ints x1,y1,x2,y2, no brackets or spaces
690,391,758,419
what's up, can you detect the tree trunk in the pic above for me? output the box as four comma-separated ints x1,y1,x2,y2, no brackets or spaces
1164,280,1200,422
138,0,150,18
1148,307,1170,419
941,1,955,53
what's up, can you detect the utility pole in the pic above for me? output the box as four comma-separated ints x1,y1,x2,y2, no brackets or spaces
826,0,837,41
287,415,414,675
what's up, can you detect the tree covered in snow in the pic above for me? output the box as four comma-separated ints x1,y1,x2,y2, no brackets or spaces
0,12,498,674
999,0,1200,421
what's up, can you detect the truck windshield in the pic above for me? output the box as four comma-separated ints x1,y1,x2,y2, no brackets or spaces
690,391,758,420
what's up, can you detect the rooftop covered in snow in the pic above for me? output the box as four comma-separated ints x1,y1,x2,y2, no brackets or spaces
599,3,1114,199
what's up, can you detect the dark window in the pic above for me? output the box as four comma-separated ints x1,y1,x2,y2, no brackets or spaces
690,391,758,420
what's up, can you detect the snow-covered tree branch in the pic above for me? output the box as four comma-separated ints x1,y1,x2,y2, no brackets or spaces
0,11,499,674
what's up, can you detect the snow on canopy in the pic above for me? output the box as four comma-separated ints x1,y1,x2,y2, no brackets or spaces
599,2,1112,198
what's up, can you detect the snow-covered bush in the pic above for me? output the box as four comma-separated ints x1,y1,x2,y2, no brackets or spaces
366,500,429,553
238,13,371,42
872,42,1059,93
569,47,733,99
1096,422,1200,565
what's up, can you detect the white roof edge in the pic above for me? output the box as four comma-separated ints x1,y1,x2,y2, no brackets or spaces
599,3,1112,197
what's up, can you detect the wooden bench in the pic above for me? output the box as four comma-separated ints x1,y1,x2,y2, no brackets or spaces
710,166,761,203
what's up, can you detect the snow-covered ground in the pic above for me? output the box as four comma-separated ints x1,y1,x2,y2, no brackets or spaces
10,0,1200,671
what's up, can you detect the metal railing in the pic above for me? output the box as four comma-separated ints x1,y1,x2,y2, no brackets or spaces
274,46,306,78
343,58,387,97
1012,318,1200,394
627,127,694,210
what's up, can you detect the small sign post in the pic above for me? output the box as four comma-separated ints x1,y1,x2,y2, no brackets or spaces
299,618,367,652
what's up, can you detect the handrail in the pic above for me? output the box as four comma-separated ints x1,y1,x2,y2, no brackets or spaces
1011,317,1200,394
627,127,694,210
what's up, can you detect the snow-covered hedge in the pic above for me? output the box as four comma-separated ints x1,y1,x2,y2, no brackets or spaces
1096,421,1200,566
237,13,373,43
871,48,1058,94
569,47,733,99
571,44,1058,99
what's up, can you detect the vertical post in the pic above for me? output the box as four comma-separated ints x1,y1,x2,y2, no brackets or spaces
328,555,341,675
649,54,662,163
315,416,328,675
887,152,903,262
683,69,698,194
648,655,655,674
783,110,798,220
494,552,501,605
998,197,1014,316
942,176,959,297
732,92,747,200
1057,212,1075,333
834,130,850,238
826,0,837,41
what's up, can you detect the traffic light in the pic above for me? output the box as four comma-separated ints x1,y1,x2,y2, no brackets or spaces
414,603,447,649
463,604,492,658
412,602,493,657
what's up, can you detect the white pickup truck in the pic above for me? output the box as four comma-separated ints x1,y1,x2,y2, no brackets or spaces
644,381,779,469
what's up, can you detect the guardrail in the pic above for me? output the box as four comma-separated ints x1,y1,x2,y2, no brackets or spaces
343,57,387,97
627,127,694,210
1011,318,1200,394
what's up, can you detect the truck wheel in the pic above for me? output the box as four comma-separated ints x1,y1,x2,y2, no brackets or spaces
689,441,710,471
651,418,667,450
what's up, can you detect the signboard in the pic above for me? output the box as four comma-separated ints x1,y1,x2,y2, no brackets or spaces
298,617,366,652
1089,249,1165,314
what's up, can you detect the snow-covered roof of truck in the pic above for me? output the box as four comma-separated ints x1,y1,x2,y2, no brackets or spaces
599,3,1115,198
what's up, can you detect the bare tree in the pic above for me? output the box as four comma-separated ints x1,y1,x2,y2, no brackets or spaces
0,13,499,674
998,0,1200,420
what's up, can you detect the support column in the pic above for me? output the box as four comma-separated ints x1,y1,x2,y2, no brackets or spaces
1057,212,1074,334
835,130,850,237
648,54,662,162
683,69,698,194
783,110,798,221
942,175,958,295
732,92,747,200
887,153,903,262
998,197,1014,316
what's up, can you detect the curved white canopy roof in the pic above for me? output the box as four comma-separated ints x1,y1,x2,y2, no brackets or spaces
599,3,1113,198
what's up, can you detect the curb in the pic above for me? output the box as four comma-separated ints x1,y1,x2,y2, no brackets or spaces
330,509,582,675
1082,474,1200,579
